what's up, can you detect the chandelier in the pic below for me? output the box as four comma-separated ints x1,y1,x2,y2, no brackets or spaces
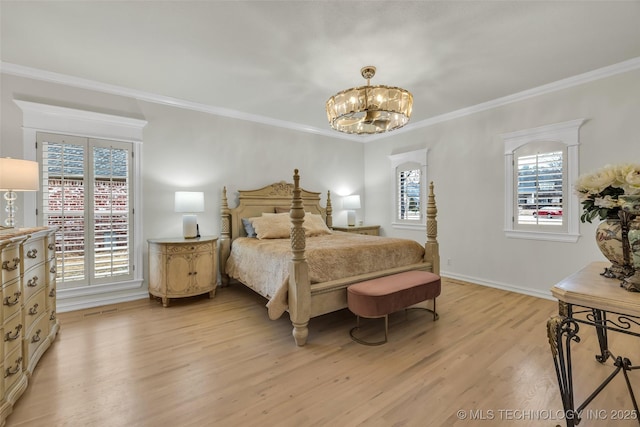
326,66,413,135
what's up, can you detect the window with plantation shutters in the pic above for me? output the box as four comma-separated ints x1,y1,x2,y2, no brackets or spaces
503,119,585,242
515,147,564,228
398,168,421,221
389,149,427,227
37,132,133,288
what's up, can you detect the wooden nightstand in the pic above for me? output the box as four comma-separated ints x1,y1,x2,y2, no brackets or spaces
332,225,380,236
147,236,218,307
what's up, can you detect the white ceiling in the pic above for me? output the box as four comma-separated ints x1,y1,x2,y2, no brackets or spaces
2,1,640,141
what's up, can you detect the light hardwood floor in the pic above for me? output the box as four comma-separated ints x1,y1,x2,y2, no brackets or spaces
7,278,640,427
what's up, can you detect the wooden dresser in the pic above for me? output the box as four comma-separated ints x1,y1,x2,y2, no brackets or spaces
0,227,59,426
148,236,218,307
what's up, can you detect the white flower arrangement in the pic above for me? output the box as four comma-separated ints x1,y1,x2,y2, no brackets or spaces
574,163,640,223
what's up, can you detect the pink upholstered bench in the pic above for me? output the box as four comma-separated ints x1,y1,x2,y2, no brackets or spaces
347,270,441,345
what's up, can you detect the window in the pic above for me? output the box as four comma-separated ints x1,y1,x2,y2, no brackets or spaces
389,149,427,228
38,132,133,288
14,100,146,311
503,119,585,242
514,143,566,230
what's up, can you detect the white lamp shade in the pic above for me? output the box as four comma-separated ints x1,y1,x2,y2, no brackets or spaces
0,158,39,191
343,195,361,210
175,191,204,213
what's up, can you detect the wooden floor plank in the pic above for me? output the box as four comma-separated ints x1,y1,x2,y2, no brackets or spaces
7,279,640,426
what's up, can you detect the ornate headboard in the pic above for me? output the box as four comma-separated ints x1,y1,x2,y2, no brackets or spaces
220,181,332,241
218,174,333,286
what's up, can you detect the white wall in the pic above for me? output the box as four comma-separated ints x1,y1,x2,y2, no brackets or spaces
0,73,364,309
364,68,640,298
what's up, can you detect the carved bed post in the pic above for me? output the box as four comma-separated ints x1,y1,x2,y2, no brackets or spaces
289,169,311,346
325,190,333,228
425,181,440,276
220,186,231,286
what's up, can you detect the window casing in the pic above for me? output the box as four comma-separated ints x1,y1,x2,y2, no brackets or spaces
14,100,146,311
503,119,585,242
390,149,428,228
37,132,133,288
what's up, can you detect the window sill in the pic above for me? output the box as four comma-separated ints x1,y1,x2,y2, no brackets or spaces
505,229,580,243
391,222,426,231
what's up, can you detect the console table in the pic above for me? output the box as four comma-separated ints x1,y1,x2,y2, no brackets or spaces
548,261,640,426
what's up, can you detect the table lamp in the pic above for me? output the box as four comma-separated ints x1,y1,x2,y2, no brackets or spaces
175,191,204,238
0,158,39,228
343,194,361,227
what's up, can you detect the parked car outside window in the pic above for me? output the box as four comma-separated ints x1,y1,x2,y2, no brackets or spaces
532,207,563,218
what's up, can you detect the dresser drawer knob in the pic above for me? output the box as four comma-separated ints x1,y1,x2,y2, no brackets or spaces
4,356,23,378
31,329,42,343
27,248,38,259
3,291,22,306
4,324,22,342
50,265,57,274
48,243,55,251
2,257,20,271
50,311,56,321
27,276,39,287
28,303,39,316
49,288,56,297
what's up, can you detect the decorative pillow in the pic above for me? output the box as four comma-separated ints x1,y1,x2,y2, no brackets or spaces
304,213,332,236
241,217,259,238
252,213,292,239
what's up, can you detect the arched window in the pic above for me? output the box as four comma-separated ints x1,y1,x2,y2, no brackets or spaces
503,119,585,242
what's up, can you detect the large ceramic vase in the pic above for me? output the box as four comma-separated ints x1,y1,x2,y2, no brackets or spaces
595,215,634,279
620,196,640,291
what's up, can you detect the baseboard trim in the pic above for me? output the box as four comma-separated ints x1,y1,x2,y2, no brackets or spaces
56,290,150,313
440,270,555,301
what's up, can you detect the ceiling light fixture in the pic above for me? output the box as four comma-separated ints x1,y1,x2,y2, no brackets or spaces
326,66,413,135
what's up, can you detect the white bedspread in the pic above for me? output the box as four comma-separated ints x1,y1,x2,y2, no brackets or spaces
225,232,425,318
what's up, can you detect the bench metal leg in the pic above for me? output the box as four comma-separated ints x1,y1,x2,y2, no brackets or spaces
350,315,388,346
406,297,439,321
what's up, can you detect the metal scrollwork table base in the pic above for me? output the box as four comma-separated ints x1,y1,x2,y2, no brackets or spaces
548,262,640,427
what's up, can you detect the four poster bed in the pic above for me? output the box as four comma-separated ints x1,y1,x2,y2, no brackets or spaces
219,169,440,346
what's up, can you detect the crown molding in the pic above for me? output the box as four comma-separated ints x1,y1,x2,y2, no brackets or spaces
364,56,640,142
3,56,640,144
0,62,363,143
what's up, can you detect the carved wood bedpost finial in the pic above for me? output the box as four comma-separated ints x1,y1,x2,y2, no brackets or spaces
289,169,310,346
425,181,440,275
326,190,333,228
221,186,230,236
220,186,231,286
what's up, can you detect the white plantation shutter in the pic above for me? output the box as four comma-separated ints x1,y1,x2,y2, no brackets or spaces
389,149,427,227
512,141,568,233
38,132,133,288
398,168,421,221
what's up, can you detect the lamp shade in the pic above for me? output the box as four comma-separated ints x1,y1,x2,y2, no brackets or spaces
175,191,204,213
0,158,39,191
343,195,361,210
